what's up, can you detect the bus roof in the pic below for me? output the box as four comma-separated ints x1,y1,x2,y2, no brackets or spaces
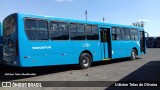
6,13,144,30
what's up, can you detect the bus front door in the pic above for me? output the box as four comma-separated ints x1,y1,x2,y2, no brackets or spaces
140,31,146,54
100,28,112,60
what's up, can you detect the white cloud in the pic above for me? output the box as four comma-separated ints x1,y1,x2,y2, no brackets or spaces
56,0,73,2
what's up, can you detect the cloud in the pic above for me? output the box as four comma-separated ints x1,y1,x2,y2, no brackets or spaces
56,0,73,2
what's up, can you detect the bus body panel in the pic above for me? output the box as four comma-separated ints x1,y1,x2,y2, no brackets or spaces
18,14,103,67
71,41,102,62
125,41,132,57
111,41,140,59
132,41,141,56
112,41,126,59
18,14,31,66
30,41,73,66
3,13,147,67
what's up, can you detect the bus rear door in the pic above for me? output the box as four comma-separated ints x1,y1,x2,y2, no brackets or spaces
100,27,112,60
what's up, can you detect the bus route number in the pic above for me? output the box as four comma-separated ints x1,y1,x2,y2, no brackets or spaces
82,43,90,48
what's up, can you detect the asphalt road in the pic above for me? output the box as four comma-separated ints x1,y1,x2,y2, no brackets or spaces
0,48,160,90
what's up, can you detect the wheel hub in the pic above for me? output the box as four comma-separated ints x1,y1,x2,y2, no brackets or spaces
132,52,136,59
82,57,89,67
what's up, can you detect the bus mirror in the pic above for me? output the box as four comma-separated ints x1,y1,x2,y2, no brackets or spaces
145,32,149,38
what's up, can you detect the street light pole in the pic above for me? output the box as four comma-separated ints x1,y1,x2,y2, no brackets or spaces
103,17,105,23
85,10,87,21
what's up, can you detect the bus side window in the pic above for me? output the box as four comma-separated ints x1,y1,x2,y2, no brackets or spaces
50,22,61,40
116,27,121,40
25,19,37,40
85,25,99,40
36,20,48,40
112,27,121,40
135,35,139,40
59,22,69,40
70,23,78,40
130,29,138,40
25,19,49,41
124,28,130,40
70,23,85,40
112,27,116,40
50,21,69,40
121,28,125,40
85,25,92,40
77,24,85,40
91,25,99,40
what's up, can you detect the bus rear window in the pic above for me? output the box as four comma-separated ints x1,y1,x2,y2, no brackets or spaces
3,14,17,36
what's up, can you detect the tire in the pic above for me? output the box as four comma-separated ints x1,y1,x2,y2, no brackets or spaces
79,53,92,69
130,49,137,60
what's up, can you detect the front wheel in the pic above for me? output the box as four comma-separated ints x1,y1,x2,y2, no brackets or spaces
79,53,92,69
130,49,137,60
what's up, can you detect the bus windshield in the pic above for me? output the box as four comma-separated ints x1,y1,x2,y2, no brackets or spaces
3,14,18,61
3,14,16,37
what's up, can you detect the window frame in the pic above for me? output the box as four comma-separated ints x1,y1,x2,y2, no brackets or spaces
130,28,139,40
85,25,99,40
49,21,69,40
124,28,130,40
24,18,49,41
112,27,122,40
70,23,85,40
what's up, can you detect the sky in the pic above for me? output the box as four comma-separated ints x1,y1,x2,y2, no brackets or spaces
0,0,159,36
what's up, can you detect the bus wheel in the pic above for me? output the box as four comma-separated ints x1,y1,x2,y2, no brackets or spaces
131,49,137,60
79,53,92,69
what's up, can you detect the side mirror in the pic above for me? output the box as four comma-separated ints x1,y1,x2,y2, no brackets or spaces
145,32,149,38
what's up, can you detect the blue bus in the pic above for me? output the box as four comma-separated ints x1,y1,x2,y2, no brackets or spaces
146,37,156,48
3,13,146,69
155,37,160,48
0,22,3,64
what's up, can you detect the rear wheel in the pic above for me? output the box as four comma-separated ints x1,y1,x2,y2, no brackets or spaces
130,49,137,60
79,53,92,69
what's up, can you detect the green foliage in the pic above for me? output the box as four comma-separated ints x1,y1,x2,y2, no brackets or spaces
132,22,144,27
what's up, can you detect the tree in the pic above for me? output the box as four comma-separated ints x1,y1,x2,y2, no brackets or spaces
132,20,147,27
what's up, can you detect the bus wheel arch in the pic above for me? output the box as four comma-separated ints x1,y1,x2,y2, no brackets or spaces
131,48,138,60
79,50,93,69
133,47,138,55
